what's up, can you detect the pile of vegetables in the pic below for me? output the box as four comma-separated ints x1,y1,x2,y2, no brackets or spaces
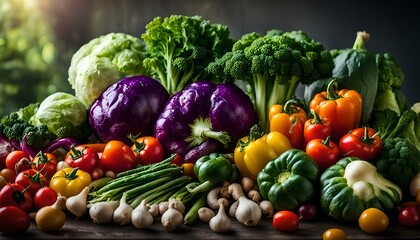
1,14,420,239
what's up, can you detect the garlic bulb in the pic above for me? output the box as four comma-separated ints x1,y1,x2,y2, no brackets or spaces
88,200,119,224
66,186,89,217
209,199,231,232
228,183,261,227
131,200,154,229
113,193,133,225
161,205,183,231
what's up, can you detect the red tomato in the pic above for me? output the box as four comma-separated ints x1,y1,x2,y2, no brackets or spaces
0,206,30,234
0,168,16,183
15,169,48,197
33,187,58,210
32,152,57,180
398,206,420,227
131,135,164,165
305,137,341,171
5,150,30,173
64,145,101,174
339,127,383,161
0,183,33,212
304,109,333,144
101,140,137,174
171,153,183,166
272,210,300,231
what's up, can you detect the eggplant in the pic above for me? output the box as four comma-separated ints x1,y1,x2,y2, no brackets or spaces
154,81,257,163
89,75,169,145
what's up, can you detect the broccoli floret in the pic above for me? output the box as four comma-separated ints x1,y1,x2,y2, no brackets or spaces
55,121,92,142
373,53,408,115
0,104,57,149
141,15,235,95
24,124,57,149
1,112,30,141
375,137,420,188
206,30,334,132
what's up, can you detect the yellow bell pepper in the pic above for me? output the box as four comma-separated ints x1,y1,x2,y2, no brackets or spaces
234,125,292,180
49,167,92,198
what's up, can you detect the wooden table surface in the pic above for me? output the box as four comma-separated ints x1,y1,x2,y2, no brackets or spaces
1,212,419,240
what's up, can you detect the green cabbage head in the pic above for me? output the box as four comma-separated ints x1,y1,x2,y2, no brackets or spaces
68,32,146,108
32,92,87,134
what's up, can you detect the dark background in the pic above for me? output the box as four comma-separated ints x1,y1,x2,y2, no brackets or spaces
43,0,420,106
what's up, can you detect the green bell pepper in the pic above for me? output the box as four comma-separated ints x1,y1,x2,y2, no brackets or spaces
320,157,402,223
189,153,237,194
256,149,319,211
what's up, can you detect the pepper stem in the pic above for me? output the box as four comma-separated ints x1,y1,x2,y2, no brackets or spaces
326,79,341,100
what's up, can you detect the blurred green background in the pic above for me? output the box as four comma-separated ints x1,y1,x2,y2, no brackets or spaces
1,0,419,116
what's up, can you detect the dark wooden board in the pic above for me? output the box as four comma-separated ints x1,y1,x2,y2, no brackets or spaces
1,213,419,240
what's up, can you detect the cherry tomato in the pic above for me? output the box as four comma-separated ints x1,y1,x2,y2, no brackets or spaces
15,169,48,196
304,109,333,144
322,228,348,240
101,140,137,174
398,206,420,227
305,137,341,171
33,187,58,210
5,150,30,173
358,208,389,234
64,145,100,174
272,210,300,231
171,153,183,166
32,152,57,180
339,127,383,161
0,168,16,183
130,135,164,165
0,183,33,212
0,206,30,234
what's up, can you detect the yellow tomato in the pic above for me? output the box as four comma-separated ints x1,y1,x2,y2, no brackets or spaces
358,208,389,234
322,228,348,240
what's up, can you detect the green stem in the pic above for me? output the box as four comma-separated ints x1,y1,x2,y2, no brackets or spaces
188,180,214,195
188,117,231,147
184,193,207,225
326,79,341,100
352,31,369,50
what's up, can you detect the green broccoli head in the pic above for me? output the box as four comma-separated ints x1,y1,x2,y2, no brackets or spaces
375,137,420,188
142,15,234,95
373,53,408,115
24,124,57,149
206,29,333,132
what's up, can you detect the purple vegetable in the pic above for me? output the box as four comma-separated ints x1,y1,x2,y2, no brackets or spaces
43,137,79,154
154,81,257,163
0,133,17,164
89,75,169,145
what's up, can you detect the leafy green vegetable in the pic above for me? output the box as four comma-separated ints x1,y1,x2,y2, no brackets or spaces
399,103,420,151
68,32,147,108
206,30,333,132
31,92,87,135
375,137,420,188
331,31,379,125
141,15,235,95
370,108,416,140
373,53,408,115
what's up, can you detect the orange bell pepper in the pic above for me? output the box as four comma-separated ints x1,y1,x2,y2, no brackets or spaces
309,79,362,142
269,99,308,149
